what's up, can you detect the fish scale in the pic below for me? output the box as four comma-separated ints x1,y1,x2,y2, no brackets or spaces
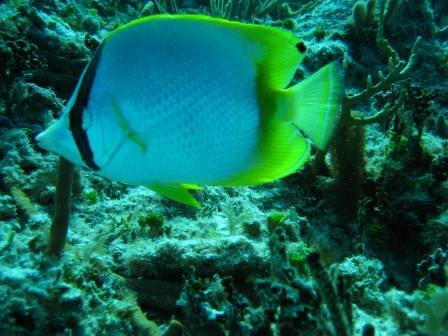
93,22,259,183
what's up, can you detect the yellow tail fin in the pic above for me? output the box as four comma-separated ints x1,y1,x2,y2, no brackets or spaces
216,63,342,187
285,62,344,150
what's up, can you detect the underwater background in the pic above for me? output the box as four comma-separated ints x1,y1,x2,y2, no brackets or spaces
0,0,447,335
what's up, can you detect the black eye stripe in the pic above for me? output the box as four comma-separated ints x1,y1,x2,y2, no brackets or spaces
69,45,103,171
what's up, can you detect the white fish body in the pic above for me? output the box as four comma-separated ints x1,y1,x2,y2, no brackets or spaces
37,15,343,207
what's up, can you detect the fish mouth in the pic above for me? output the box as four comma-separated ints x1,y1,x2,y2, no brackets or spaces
35,120,64,153
35,130,44,143
35,129,51,152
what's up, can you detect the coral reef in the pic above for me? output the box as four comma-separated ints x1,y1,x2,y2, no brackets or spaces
0,0,447,335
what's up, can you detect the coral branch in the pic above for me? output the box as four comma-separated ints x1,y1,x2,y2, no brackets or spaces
345,36,421,125
254,0,283,18
349,90,404,125
154,0,178,14
48,157,75,256
210,0,233,18
341,0,421,127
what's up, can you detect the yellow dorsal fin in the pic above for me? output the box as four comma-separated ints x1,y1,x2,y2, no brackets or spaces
236,19,305,89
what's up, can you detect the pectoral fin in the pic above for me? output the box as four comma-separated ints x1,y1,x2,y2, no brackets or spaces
111,99,147,153
147,183,201,208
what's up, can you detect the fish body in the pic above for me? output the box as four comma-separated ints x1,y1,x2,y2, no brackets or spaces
36,15,343,207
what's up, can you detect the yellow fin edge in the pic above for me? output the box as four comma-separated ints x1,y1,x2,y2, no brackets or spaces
147,183,201,208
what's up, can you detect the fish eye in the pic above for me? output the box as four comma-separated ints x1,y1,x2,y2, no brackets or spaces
296,42,307,53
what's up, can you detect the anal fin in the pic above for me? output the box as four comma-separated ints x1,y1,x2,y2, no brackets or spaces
182,184,202,191
147,183,201,208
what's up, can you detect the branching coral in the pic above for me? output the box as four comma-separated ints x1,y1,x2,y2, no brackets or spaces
210,0,233,18
146,0,301,22
345,0,420,123
153,0,179,14
343,19,421,126
342,39,420,126
210,0,301,22
328,0,421,217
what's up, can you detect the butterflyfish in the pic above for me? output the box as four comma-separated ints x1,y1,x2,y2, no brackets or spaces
36,14,343,208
